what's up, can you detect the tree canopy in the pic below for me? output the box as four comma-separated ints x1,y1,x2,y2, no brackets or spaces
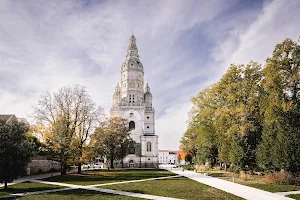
33,85,103,174
181,38,300,172
92,117,133,169
0,119,33,189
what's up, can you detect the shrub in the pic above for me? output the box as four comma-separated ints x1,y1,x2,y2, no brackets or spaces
239,170,250,181
229,165,240,173
49,168,57,173
37,169,43,174
264,171,298,185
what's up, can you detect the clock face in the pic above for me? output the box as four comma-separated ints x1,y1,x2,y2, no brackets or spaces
129,81,135,88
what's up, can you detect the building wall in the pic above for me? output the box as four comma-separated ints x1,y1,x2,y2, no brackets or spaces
159,150,179,165
28,160,60,174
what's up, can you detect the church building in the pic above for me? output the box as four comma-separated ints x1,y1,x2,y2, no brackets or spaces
110,34,158,168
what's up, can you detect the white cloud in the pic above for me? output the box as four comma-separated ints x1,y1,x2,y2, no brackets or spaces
212,0,300,68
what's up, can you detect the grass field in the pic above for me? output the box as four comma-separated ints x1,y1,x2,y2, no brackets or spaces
287,194,300,200
242,183,300,193
100,176,243,200
0,181,65,196
42,169,174,185
11,189,140,200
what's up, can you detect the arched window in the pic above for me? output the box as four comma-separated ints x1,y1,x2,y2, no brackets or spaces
129,121,135,130
130,113,134,118
147,142,152,152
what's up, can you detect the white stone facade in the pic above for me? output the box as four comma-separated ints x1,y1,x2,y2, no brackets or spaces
158,150,179,165
110,34,158,168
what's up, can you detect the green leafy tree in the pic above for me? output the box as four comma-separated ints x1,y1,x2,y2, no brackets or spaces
0,119,33,189
92,117,132,169
257,38,300,172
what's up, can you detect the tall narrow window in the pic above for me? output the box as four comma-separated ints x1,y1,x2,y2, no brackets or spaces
129,121,135,130
132,94,135,103
147,142,152,152
129,95,131,103
130,113,134,118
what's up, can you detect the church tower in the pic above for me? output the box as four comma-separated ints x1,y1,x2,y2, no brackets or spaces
110,34,158,168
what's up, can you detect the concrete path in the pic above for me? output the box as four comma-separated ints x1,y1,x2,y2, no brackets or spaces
1,175,183,200
169,169,293,200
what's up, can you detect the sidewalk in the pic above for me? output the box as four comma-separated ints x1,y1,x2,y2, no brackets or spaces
169,169,293,200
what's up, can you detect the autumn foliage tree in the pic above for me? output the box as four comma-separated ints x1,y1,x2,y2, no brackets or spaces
33,85,103,175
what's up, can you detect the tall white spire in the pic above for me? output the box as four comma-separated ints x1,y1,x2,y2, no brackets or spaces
126,34,139,58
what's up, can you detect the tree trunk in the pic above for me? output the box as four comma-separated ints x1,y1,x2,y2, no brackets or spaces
110,156,114,169
4,181,7,189
121,158,124,168
61,162,67,175
77,162,82,174
77,145,83,174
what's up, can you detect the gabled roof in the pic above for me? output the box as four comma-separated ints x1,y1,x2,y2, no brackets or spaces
0,114,17,123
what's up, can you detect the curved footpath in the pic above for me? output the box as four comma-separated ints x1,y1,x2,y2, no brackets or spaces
168,168,293,200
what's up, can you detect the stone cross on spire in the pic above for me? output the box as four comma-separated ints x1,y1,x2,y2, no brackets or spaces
126,34,139,58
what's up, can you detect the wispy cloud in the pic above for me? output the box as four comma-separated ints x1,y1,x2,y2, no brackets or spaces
0,0,299,149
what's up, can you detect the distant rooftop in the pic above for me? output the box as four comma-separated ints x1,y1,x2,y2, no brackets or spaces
0,114,17,123
159,149,178,153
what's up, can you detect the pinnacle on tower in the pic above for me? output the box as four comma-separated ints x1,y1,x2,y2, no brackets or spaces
126,34,139,58
145,83,150,93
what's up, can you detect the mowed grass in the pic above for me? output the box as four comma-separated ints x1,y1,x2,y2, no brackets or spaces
10,189,140,200
0,181,65,196
287,194,300,200
43,169,174,185
242,183,300,193
100,176,243,200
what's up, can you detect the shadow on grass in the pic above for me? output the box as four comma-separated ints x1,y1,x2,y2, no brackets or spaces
42,169,173,185
0,181,63,196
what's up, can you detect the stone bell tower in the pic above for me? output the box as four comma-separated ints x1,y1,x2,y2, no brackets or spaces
110,34,158,168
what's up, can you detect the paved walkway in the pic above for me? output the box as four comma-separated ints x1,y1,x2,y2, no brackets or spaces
169,168,293,200
1,175,182,200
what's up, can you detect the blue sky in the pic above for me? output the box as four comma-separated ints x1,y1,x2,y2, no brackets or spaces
0,0,300,150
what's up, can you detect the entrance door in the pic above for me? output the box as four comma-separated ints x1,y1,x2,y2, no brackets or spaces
129,160,134,168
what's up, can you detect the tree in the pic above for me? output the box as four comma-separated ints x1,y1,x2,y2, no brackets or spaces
181,62,263,169
92,117,132,169
257,38,300,173
33,85,103,175
0,119,33,189
185,153,193,164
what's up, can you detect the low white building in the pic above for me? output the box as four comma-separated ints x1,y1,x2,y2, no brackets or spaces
158,150,179,165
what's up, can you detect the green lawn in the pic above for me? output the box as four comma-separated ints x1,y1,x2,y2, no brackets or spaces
12,189,140,200
42,169,174,185
287,194,300,200
100,176,243,200
242,183,300,193
0,181,65,196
